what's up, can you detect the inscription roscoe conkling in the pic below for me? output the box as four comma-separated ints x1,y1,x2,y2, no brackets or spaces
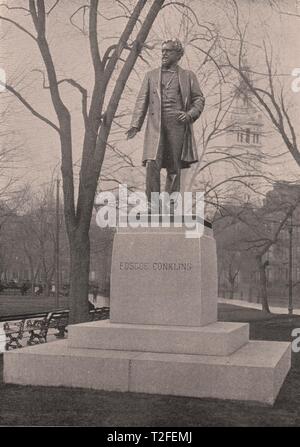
119,262,192,271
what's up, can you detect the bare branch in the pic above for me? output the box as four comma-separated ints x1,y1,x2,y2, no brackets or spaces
116,0,131,16
47,0,60,16
59,79,88,124
0,80,59,132
0,4,30,14
32,69,88,124
104,0,147,81
280,87,297,150
0,14,36,40
70,5,89,35
205,174,273,196
161,1,201,27
97,11,130,22
89,0,102,74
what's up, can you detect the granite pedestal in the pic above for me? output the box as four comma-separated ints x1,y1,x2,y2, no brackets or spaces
4,222,291,405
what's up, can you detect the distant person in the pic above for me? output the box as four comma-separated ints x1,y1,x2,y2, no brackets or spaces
20,282,30,296
62,284,70,297
35,284,43,296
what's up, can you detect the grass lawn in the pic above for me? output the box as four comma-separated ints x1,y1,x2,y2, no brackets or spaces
1,303,300,426
0,295,69,318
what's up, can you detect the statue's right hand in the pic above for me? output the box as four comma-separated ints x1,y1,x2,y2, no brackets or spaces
126,127,138,140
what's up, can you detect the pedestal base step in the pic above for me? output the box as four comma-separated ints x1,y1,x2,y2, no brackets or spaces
68,320,249,356
4,339,291,405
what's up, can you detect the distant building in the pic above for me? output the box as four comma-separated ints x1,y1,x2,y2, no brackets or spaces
215,181,300,308
202,63,266,208
263,182,300,303
225,65,265,203
226,65,264,149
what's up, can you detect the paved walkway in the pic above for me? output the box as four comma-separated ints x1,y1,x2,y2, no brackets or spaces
218,297,300,315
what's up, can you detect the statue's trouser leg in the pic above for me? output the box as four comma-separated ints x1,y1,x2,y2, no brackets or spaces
146,159,162,212
163,170,181,214
163,119,184,213
165,169,181,195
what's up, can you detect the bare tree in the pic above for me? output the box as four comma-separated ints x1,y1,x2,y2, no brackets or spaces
184,78,274,211
18,181,66,296
201,0,300,313
215,1,300,173
218,249,241,300
0,0,168,323
214,184,300,312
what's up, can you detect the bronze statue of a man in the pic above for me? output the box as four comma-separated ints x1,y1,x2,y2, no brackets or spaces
127,38,205,207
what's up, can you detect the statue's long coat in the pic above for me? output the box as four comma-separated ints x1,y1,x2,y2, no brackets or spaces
130,66,205,168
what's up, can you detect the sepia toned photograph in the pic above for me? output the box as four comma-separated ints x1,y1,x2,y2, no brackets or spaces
0,0,300,431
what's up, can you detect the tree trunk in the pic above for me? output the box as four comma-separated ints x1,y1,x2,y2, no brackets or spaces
28,263,34,295
228,267,237,299
45,282,51,297
229,280,235,300
257,256,270,313
69,231,90,324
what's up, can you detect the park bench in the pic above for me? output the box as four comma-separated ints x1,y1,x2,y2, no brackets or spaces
48,310,69,338
2,310,69,350
1,307,110,350
90,306,110,321
3,313,50,349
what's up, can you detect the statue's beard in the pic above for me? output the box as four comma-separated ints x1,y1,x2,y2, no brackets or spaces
161,60,177,68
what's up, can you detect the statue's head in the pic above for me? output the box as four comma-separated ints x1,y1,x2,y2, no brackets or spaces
161,39,184,68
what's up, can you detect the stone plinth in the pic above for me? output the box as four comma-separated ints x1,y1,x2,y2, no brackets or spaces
4,339,291,405
110,225,218,327
3,220,292,405
68,320,249,356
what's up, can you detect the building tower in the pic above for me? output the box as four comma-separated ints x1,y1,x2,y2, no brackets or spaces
226,64,264,202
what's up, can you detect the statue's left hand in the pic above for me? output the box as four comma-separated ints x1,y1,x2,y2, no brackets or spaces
177,111,190,123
